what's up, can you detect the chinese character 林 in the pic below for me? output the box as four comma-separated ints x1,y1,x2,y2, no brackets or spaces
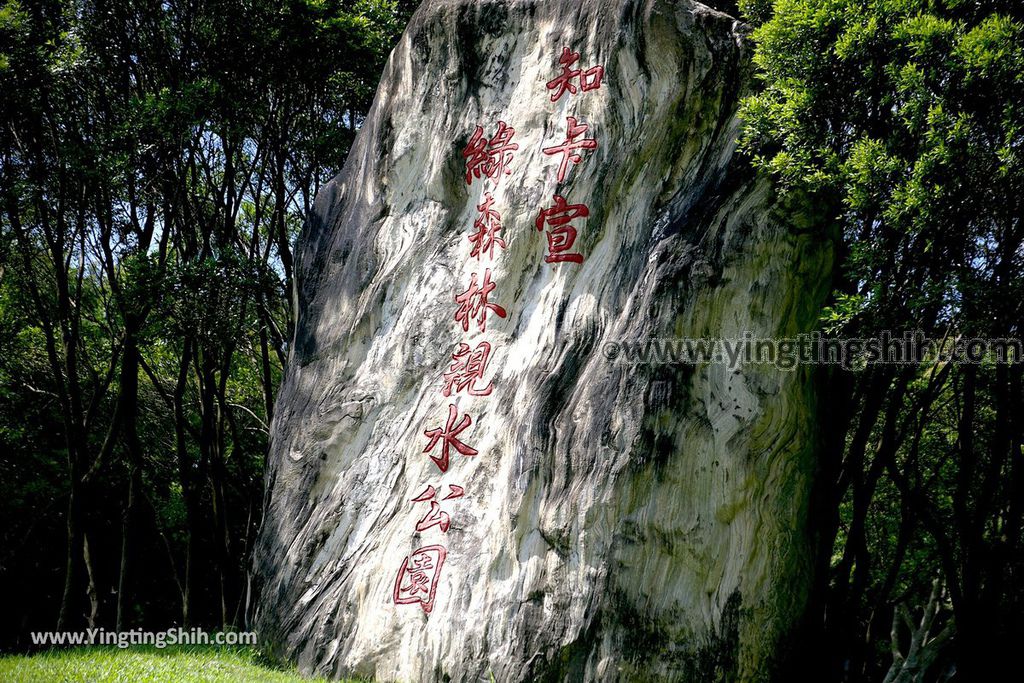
454,269,507,333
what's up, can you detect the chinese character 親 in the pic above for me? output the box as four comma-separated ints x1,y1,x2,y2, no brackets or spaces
442,342,494,397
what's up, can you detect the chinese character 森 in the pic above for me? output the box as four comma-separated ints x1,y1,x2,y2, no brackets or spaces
468,193,506,260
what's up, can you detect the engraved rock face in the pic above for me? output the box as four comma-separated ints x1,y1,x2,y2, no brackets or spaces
253,1,833,680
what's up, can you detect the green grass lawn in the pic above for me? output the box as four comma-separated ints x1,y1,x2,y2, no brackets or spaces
0,645,335,682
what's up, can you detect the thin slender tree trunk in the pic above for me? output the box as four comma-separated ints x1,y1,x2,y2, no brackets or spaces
197,351,230,628
173,340,200,626
57,478,86,630
115,460,142,631
115,333,143,631
83,530,100,629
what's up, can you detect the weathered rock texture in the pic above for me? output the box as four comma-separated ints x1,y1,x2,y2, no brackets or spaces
254,0,832,681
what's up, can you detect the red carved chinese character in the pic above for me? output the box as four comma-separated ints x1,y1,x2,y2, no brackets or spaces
393,544,447,613
423,404,478,473
468,193,506,260
442,342,494,397
463,121,519,186
416,502,450,533
542,116,598,183
454,269,507,333
410,484,465,533
546,47,605,101
411,484,465,502
411,485,437,502
535,194,589,264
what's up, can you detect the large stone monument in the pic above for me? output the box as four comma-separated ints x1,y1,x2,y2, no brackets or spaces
254,0,832,680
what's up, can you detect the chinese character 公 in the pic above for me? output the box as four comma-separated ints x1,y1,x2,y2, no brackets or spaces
410,484,465,533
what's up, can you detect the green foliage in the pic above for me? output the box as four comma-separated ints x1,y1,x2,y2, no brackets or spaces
741,0,1024,679
740,0,1024,329
0,0,409,648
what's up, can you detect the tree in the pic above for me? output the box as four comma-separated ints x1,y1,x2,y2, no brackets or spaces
0,0,411,645
740,0,1024,679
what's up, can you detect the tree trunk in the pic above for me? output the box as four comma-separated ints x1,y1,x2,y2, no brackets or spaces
115,333,144,631
57,478,87,630
173,339,201,626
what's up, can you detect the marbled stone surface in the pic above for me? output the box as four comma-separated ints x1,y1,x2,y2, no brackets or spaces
254,1,832,680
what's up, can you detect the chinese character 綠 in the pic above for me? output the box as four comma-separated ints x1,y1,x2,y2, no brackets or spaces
535,194,589,264
423,404,478,473
442,342,494,397
546,47,605,101
393,545,447,613
454,269,507,333
463,121,519,186
468,193,506,260
542,116,598,183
